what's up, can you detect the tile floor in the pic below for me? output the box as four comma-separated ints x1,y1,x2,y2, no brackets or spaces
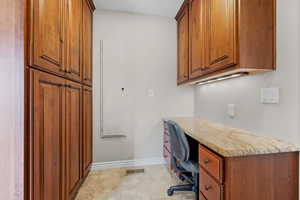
75,165,195,200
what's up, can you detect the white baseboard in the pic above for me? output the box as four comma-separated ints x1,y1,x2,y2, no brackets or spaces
91,157,166,171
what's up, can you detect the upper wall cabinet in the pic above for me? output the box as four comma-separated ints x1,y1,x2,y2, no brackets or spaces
30,0,66,76
82,0,93,86
176,1,189,84
30,0,95,84
176,0,276,85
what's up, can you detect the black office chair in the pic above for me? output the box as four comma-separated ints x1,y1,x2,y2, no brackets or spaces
166,120,199,199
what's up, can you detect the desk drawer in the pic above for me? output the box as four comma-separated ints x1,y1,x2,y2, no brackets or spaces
199,145,223,182
200,168,222,200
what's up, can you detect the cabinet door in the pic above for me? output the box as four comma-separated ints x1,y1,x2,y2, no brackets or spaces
65,0,82,82
205,0,237,74
176,2,189,84
189,0,208,79
31,70,65,200
82,86,93,176
65,81,82,199
31,0,66,76
82,0,93,86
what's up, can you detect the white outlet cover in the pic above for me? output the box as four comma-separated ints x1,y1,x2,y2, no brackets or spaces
261,88,279,104
228,104,235,118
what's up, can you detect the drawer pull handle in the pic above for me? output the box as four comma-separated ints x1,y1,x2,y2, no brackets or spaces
204,159,209,164
201,66,209,71
204,185,211,191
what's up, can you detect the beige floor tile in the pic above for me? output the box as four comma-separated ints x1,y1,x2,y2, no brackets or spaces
75,165,195,200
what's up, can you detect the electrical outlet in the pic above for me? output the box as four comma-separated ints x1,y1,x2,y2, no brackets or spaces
228,104,235,118
261,88,279,104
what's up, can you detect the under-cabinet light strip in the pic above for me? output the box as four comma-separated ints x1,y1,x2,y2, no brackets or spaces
196,73,248,86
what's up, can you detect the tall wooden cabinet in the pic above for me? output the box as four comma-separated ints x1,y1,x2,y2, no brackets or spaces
31,70,66,200
82,86,93,177
26,0,95,200
65,80,82,200
82,1,93,86
65,0,83,82
30,0,66,76
176,0,276,85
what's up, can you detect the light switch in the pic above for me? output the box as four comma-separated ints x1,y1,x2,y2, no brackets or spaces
261,88,279,104
228,104,235,118
121,88,127,97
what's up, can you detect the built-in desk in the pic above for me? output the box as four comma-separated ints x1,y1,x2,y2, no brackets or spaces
163,117,299,200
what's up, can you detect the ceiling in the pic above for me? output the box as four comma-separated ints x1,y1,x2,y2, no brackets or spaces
93,0,185,17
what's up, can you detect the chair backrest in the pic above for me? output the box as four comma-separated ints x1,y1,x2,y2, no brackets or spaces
166,121,190,162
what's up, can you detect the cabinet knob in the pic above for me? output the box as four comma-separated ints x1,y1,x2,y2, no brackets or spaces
204,159,209,164
204,185,211,191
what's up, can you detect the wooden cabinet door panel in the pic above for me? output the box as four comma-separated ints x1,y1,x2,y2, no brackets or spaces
205,0,237,74
189,0,207,79
65,81,82,199
31,0,66,76
32,70,65,200
177,3,189,84
82,1,93,86
66,0,82,82
82,86,93,176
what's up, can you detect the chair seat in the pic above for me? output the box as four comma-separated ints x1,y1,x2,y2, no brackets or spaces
180,160,199,174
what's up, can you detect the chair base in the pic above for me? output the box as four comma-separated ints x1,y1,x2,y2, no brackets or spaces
167,173,199,200
167,184,193,196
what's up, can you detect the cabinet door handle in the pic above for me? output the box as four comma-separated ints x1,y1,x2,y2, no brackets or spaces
201,66,209,71
210,55,229,65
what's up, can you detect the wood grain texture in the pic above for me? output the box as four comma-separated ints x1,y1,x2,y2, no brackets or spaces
31,69,66,200
65,80,82,200
176,1,189,84
199,145,223,183
176,0,276,85
238,0,276,69
82,86,93,177
224,152,299,200
188,0,207,79
82,0,93,86
65,0,83,82
30,0,66,75
206,0,237,73
0,0,25,199
200,168,222,200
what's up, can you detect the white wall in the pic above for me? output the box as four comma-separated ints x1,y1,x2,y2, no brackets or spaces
0,0,24,199
194,0,300,146
93,10,194,162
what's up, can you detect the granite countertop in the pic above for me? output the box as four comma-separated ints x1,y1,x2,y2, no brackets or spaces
164,117,299,157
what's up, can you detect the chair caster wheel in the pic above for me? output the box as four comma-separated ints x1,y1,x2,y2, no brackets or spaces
179,175,185,181
167,188,174,196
